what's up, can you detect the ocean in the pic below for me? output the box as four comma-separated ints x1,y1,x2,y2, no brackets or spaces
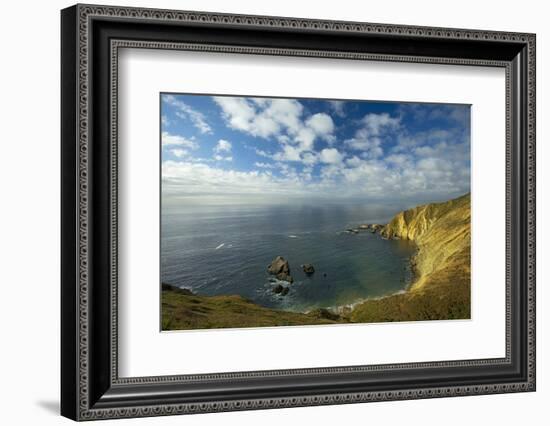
161,203,416,313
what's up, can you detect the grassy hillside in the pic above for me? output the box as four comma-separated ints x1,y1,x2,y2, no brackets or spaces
350,193,471,322
162,284,344,330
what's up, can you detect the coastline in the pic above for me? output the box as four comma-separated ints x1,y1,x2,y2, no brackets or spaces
313,249,418,316
348,192,471,323
162,193,471,330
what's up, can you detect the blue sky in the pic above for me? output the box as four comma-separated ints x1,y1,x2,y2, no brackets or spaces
161,93,470,206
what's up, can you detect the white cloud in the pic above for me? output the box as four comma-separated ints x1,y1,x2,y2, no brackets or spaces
319,148,343,164
386,154,411,167
344,113,401,159
163,95,212,134
214,96,336,165
211,139,233,161
162,160,311,199
347,136,382,153
327,100,345,117
162,98,470,204
161,131,199,150
414,145,435,157
342,159,387,184
214,139,232,153
363,112,400,135
345,132,384,157
254,162,275,169
273,145,302,162
163,150,469,202
335,152,469,198
320,164,342,179
301,152,319,166
295,127,316,151
214,96,300,138
417,157,453,172
306,113,335,136
171,148,188,158
345,156,363,168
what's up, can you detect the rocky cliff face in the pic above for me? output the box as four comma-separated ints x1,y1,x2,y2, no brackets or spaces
381,193,471,292
350,193,471,322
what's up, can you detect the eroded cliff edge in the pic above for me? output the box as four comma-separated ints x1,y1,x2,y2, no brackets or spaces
350,193,471,322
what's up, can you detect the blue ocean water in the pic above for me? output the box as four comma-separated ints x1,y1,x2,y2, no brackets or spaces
161,203,416,312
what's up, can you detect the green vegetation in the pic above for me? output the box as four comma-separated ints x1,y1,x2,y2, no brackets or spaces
162,193,471,330
162,284,344,330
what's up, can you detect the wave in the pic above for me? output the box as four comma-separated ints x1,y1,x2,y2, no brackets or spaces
215,243,225,250
304,288,411,315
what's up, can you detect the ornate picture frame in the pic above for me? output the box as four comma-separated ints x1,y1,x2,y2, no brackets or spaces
61,4,535,420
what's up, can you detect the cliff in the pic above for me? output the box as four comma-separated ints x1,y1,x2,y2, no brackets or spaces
381,193,471,291
350,193,471,322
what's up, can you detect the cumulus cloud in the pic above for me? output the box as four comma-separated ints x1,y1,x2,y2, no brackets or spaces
363,112,400,135
319,148,343,164
214,139,232,153
214,97,301,138
214,96,335,165
306,113,335,136
171,148,188,158
301,152,319,166
210,139,233,161
273,145,302,162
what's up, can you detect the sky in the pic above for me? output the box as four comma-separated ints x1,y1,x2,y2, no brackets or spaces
161,93,470,207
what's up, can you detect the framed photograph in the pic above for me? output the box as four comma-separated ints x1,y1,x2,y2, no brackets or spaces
61,4,536,421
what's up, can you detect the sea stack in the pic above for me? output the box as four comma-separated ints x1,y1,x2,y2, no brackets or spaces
267,256,293,283
302,263,315,275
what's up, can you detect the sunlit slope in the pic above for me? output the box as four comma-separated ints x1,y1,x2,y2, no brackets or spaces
351,193,471,322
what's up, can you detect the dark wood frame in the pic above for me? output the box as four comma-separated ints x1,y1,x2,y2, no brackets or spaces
61,4,536,421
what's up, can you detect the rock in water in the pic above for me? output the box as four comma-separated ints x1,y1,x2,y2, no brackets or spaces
302,263,315,275
272,283,290,296
267,256,293,283
280,274,293,283
272,284,284,294
267,256,289,275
